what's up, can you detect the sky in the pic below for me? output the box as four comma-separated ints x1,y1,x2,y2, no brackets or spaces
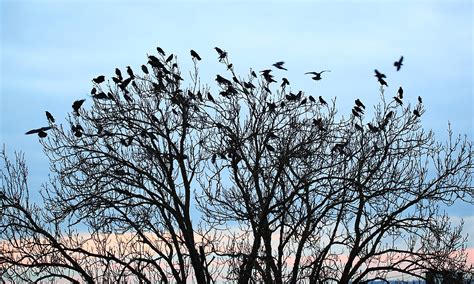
0,0,472,247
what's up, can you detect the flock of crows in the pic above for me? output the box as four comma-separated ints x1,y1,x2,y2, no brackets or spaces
26,49,422,145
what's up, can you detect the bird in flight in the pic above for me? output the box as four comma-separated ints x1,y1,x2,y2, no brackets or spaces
394,56,404,71
25,126,52,138
92,75,105,84
45,111,55,123
190,50,201,61
273,61,287,70
305,70,330,81
72,99,85,116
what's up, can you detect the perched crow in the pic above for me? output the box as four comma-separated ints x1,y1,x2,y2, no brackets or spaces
393,96,403,105
126,66,134,78
355,99,366,109
300,98,307,105
207,92,215,103
156,46,166,56
25,126,52,138
319,96,328,105
115,68,122,80
190,50,201,61
309,95,315,103
148,55,160,62
394,56,404,71
91,87,97,95
272,61,287,70
353,106,364,114
45,111,55,123
72,99,86,116
418,96,423,104
352,108,361,117
413,109,421,117
281,78,290,88
378,77,388,87
243,81,256,89
92,75,105,84
398,86,404,99
305,70,330,81
141,64,149,74
251,70,257,78
166,54,174,62
216,75,231,85
374,69,386,80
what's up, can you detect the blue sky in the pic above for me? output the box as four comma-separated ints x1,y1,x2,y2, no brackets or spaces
1,0,472,241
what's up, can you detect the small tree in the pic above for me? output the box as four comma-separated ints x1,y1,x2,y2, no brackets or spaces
1,47,473,283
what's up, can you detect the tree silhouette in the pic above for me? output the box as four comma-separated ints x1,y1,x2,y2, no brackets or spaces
1,47,473,283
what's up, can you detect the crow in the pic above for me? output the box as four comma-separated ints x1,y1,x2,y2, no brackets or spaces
72,99,86,116
207,92,215,103
273,61,287,70
91,87,97,95
148,55,160,62
394,56,404,71
156,46,166,56
243,81,256,89
216,75,231,85
251,70,257,78
25,126,52,138
305,70,330,81
309,95,316,103
355,99,366,109
45,111,55,123
115,68,122,80
166,54,174,62
190,50,201,61
141,65,149,74
398,86,404,99
418,96,423,104
126,66,134,78
92,75,105,84
374,69,386,80
393,96,403,105
352,108,361,117
319,96,328,105
281,78,290,88
413,109,421,117
353,106,364,114
378,77,388,87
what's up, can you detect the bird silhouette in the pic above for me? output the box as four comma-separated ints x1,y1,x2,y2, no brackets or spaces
251,70,257,78
394,56,404,71
393,96,403,105
207,92,215,103
112,77,121,84
190,50,201,61
397,86,404,99
309,95,316,103
355,99,365,109
126,66,134,78
45,111,55,123
141,65,149,74
216,75,231,85
243,81,256,89
214,47,227,62
413,109,421,117
300,98,307,105
72,99,85,116
305,70,330,81
353,106,364,114
418,96,423,104
92,75,105,84
319,96,328,105
91,87,97,95
352,108,361,117
374,69,386,80
378,77,388,87
156,46,166,56
166,54,174,63
25,126,52,138
115,68,122,80
281,78,290,88
148,55,160,62
273,61,287,70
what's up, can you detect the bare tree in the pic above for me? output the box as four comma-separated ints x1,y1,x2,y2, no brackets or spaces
1,47,473,283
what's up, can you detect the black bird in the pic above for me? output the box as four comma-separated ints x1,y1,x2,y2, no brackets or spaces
72,99,85,116
368,123,379,133
418,96,423,104
319,96,328,105
243,81,256,89
353,106,364,114
166,54,174,62
300,98,307,105
216,75,231,85
309,95,316,103
112,77,121,84
207,92,215,103
148,55,160,62
352,108,361,117
190,50,201,61
156,46,166,56
91,87,97,95
281,78,290,88
45,111,55,123
393,96,403,105
71,124,84,137
355,99,365,109
251,70,257,78
305,70,330,81
378,77,388,87
25,126,52,138
141,65,149,74
413,109,421,117
397,86,404,99
92,75,105,84
386,111,394,119
214,47,227,62
354,123,363,131
115,68,122,80
126,66,134,78
273,61,287,70
92,92,110,100
374,69,386,80
394,56,404,71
